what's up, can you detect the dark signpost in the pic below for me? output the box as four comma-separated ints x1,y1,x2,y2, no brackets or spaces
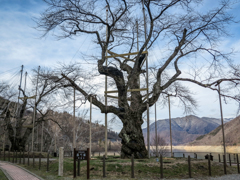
73,148,90,179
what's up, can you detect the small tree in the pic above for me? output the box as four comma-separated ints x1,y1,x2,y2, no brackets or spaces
150,134,169,157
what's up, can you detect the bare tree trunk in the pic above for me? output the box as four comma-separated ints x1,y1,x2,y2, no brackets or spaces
119,112,147,158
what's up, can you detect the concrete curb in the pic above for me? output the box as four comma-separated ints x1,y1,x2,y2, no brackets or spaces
0,160,45,180
0,165,13,180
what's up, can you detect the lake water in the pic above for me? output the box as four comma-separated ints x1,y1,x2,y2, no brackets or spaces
149,146,240,163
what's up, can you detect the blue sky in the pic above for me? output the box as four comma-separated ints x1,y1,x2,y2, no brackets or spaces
1,0,240,132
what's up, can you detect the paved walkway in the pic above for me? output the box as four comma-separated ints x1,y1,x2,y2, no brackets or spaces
0,161,41,180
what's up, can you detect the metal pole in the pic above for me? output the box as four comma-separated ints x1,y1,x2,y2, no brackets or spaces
32,66,40,152
155,103,158,156
168,95,173,157
142,0,150,159
105,6,108,158
73,88,76,149
90,96,92,159
218,84,226,159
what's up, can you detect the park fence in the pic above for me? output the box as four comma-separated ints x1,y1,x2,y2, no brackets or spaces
0,149,240,179
0,149,50,171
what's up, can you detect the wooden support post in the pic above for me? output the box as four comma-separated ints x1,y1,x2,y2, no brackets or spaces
15,151,17,163
3,150,5,161
237,154,239,173
33,153,35,168
103,155,106,177
23,151,25,165
19,151,21,164
229,154,231,166
8,150,10,162
188,155,192,178
223,155,227,174
217,84,227,161
218,154,221,162
87,148,90,179
90,96,92,159
77,159,80,176
28,151,29,166
208,154,211,176
160,154,163,178
58,147,64,176
74,148,76,178
131,154,134,178
12,151,14,163
47,152,49,171
105,6,108,159
39,153,41,170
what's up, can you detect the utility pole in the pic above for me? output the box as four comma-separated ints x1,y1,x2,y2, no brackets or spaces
142,0,150,159
216,83,226,161
168,95,173,157
105,6,108,158
73,87,76,149
155,103,158,156
32,66,40,152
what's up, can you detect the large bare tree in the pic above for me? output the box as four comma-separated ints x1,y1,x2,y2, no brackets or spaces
36,0,240,158
0,68,63,151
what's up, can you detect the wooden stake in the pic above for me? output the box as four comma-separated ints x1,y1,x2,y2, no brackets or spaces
223,154,227,174
188,155,192,178
160,154,163,178
208,154,211,176
103,155,106,177
131,154,134,178
237,154,239,173
229,154,231,166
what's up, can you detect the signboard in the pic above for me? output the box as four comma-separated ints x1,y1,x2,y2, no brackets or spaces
76,151,87,160
73,148,90,179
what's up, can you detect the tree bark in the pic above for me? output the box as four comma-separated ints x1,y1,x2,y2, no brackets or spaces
119,111,147,158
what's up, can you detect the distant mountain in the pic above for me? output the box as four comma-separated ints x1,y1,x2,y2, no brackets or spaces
142,115,224,145
188,116,240,146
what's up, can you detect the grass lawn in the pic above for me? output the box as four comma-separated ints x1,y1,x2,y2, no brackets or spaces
0,168,8,180
1,153,239,179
